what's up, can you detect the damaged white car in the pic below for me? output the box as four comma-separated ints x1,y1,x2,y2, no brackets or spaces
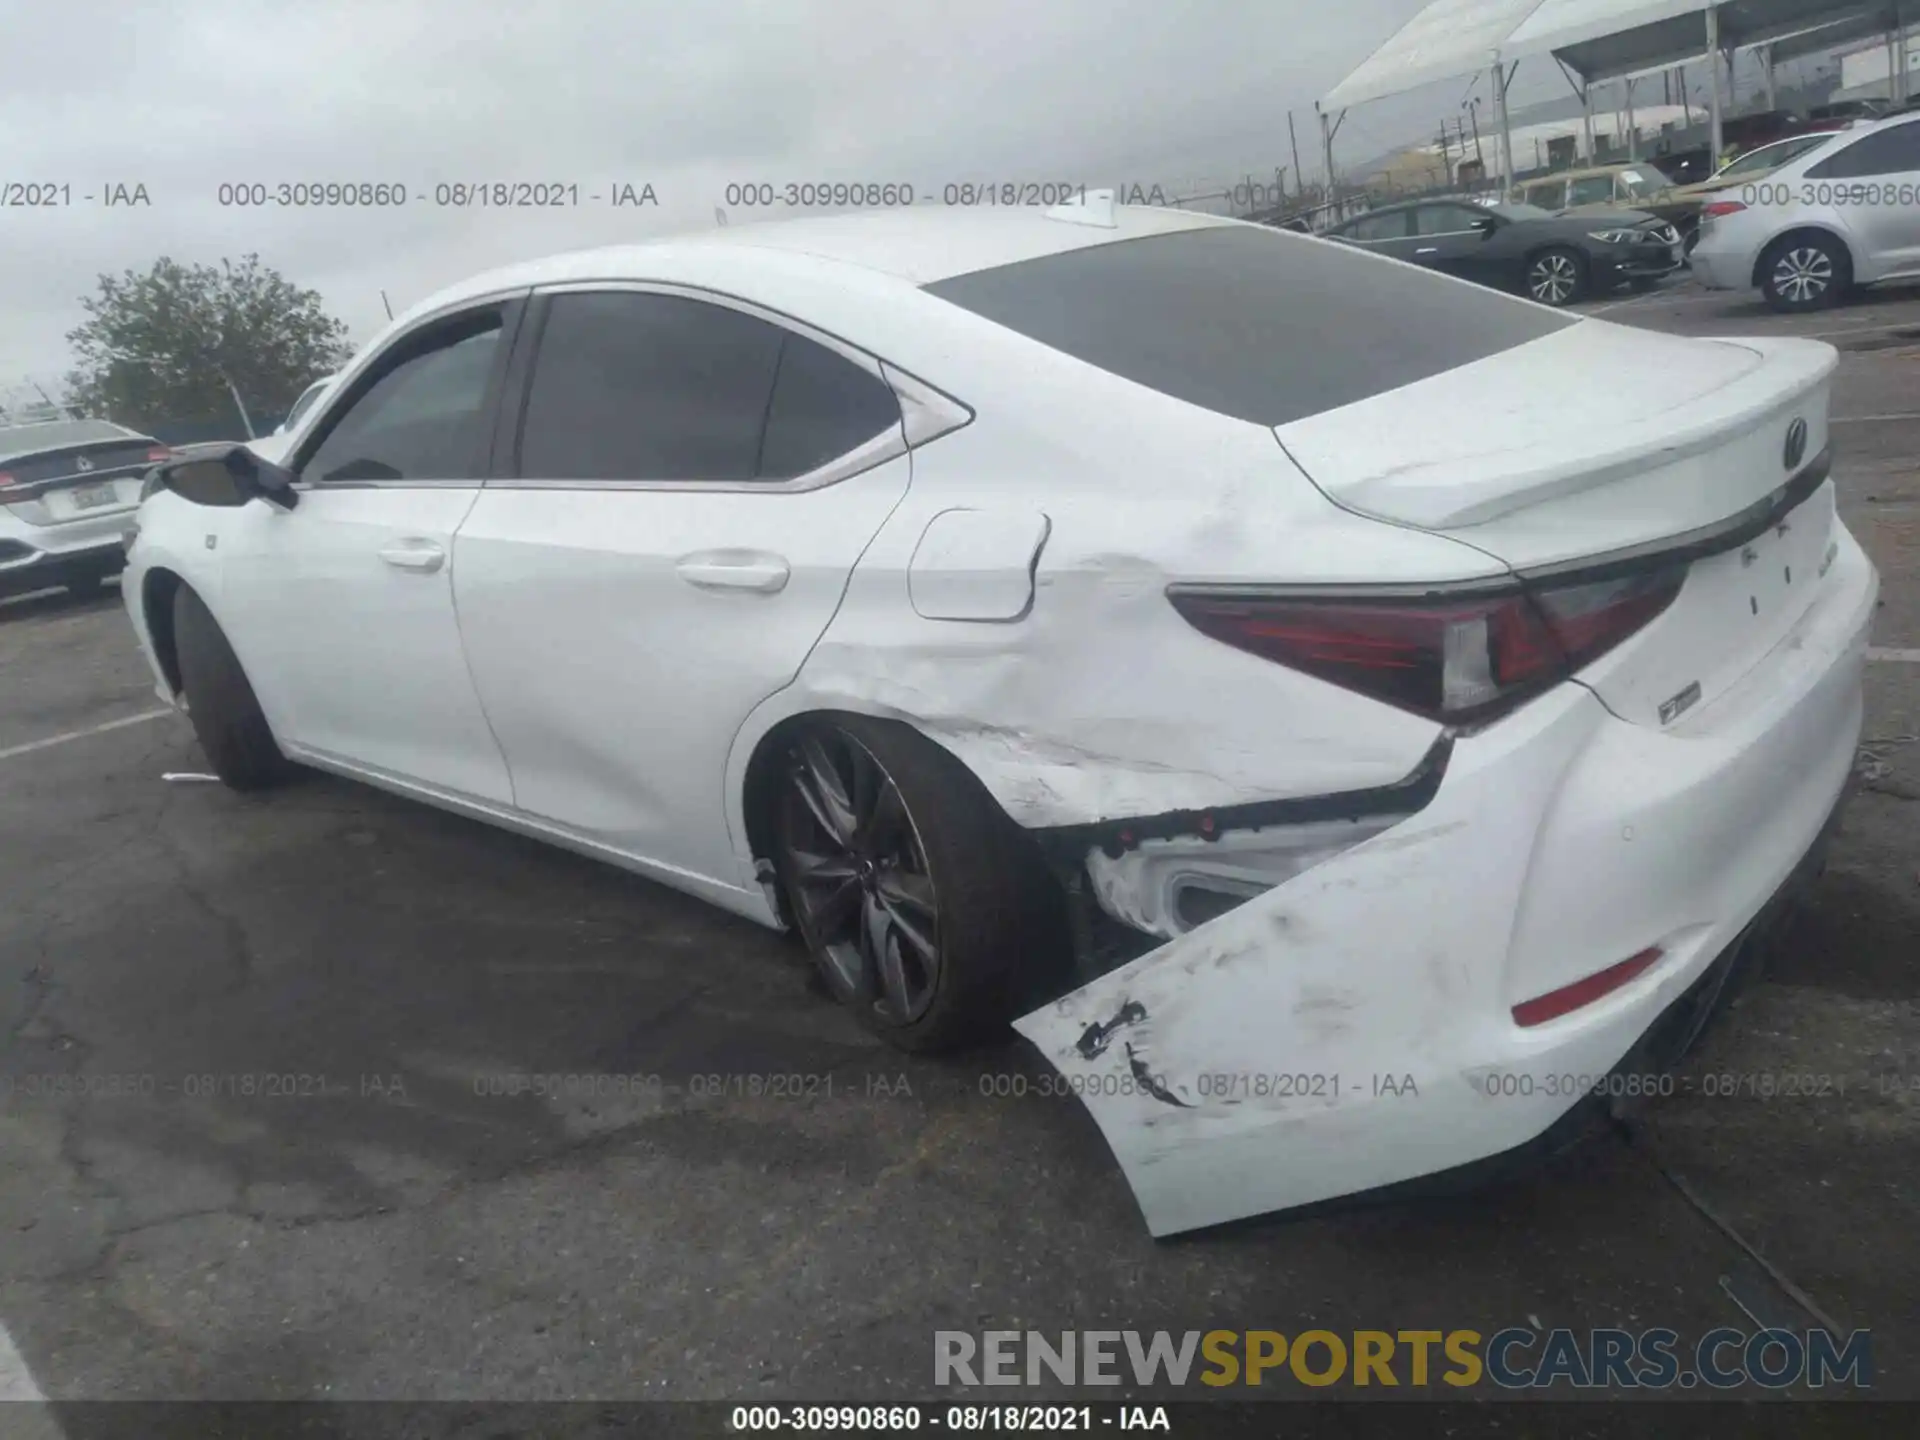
122,197,1876,1236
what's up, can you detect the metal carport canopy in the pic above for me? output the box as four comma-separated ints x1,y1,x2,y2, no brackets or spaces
1325,1,1902,106
1516,0,1908,83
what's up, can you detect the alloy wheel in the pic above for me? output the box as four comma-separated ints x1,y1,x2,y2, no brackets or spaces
1771,246,1833,306
779,728,942,1025
1528,252,1580,305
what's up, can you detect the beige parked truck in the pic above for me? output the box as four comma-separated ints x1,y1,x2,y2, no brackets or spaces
1513,162,1705,252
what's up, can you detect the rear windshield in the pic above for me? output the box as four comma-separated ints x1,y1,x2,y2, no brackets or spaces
922,225,1574,427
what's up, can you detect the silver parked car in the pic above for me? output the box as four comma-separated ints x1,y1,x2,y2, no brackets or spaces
0,418,168,599
1691,111,1920,311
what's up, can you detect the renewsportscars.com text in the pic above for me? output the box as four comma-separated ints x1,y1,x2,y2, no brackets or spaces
935,1328,1872,1390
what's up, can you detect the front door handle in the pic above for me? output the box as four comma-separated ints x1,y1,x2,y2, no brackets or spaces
1416,246,1439,254
676,550,790,594
378,538,446,573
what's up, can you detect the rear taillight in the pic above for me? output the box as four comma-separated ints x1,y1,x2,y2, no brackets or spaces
146,445,171,463
1701,200,1748,219
1168,567,1683,725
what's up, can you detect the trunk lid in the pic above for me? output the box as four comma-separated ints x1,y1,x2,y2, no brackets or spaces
0,433,159,528
1275,322,1838,729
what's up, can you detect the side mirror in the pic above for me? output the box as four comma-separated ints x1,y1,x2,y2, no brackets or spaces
150,443,299,511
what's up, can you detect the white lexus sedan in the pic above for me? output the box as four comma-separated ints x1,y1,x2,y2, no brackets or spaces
123,197,1877,1236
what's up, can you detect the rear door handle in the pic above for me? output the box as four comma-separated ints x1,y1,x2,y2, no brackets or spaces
1416,246,1438,254
378,538,446,573
676,551,790,593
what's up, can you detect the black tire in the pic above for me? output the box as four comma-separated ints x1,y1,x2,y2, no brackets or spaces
770,714,1068,1053
1760,233,1850,313
1525,246,1588,307
172,585,293,790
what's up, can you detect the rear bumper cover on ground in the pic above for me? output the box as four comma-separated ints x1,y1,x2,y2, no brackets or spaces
1014,528,1877,1237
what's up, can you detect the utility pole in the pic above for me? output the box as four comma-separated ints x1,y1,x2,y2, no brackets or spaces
1288,111,1303,205
1705,3,1725,162
1466,97,1484,172
1316,102,1345,215
1624,76,1637,161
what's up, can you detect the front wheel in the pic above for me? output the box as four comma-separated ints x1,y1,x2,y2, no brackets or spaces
771,715,1067,1053
1526,247,1587,307
1760,234,1850,313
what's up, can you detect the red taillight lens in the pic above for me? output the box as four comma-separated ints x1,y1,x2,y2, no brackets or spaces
1512,947,1664,1027
1701,200,1748,218
146,445,171,463
1169,567,1682,725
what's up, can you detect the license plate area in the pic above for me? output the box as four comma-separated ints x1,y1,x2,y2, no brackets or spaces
64,481,123,513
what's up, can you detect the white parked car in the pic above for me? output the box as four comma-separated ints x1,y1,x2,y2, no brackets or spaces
245,372,340,466
1691,111,1920,310
1,417,169,599
123,200,1876,1236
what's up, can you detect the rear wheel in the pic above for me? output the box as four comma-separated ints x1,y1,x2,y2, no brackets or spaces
771,715,1067,1052
172,586,293,790
1526,247,1587,307
1760,234,1850,313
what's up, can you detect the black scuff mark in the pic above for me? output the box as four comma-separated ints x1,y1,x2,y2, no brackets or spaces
1125,1043,1191,1108
1075,999,1146,1059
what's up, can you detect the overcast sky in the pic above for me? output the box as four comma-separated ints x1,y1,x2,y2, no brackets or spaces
0,0,1836,399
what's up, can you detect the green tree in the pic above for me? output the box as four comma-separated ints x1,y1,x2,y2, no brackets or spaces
64,255,352,433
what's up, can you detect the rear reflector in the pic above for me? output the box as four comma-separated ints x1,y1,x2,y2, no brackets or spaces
1168,566,1683,726
146,445,171,463
1512,947,1663,1028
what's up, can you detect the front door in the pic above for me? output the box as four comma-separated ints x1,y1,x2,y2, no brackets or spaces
218,302,521,805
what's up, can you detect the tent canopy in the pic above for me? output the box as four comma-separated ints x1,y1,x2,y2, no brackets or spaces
1325,0,1907,106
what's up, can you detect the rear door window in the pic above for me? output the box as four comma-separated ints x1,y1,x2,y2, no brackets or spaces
1566,175,1615,206
514,290,900,483
1806,120,1920,179
923,224,1574,428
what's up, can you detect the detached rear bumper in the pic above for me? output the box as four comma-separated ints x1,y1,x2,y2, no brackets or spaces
1015,528,1877,1237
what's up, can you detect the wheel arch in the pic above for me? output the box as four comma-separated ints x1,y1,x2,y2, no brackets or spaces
734,705,1021,920
141,565,188,695
1750,225,1854,289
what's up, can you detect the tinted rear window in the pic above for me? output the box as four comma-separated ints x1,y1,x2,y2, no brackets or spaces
922,225,1574,427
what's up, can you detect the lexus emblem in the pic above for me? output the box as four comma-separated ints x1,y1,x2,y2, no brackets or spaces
1784,418,1808,471
74,454,94,472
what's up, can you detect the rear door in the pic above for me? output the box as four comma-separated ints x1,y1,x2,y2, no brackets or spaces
451,286,914,886
1330,208,1415,261
1802,118,1920,279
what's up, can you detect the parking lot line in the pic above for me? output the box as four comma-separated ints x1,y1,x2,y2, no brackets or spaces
1868,647,1920,664
0,708,172,764
1832,413,1920,425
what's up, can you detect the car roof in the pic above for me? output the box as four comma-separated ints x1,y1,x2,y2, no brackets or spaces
0,417,146,464
397,204,1238,325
